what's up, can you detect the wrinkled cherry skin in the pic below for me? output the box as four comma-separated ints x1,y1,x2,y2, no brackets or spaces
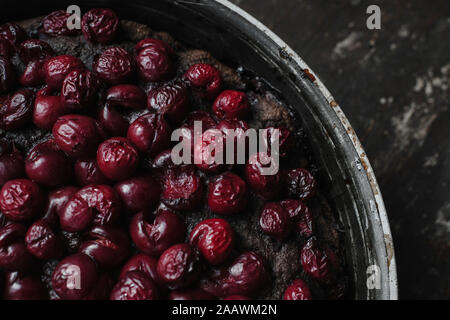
98,102,129,137
61,69,100,110
18,39,54,64
79,225,130,269
279,199,313,239
0,56,16,94
200,251,268,298
130,210,186,257
52,253,98,300
208,172,247,215
0,149,25,186
20,60,46,87
0,179,43,222
148,83,189,124
93,47,134,85
81,8,119,44
213,90,250,120
161,166,203,211
169,288,215,300
44,186,78,225
262,126,294,158
110,270,159,300
59,184,121,232
183,63,222,100
127,113,171,157
0,223,35,272
259,202,292,241
43,55,84,90
74,158,110,186
41,10,79,36
283,279,312,300
300,237,340,285
157,243,201,290
4,272,47,300
106,84,146,109
190,218,234,265
216,118,250,160
245,152,281,200
0,89,35,130
25,219,63,260
33,87,68,130
135,38,174,82
120,254,161,285
0,22,27,45
25,140,72,187
284,168,317,202
52,114,102,159
97,137,139,181
193,129,226,173
115,176,160,213
152,149,176,172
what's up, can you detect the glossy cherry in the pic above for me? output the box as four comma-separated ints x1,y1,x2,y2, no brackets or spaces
93,46,134,85
74,158,110,186
106,84,146,109
245,152,281,200
98,102,129,137
193,129,226,173
25,219,63,260
81,8,119,44
43,55,84,90
0,223,35,272
183,63,222,100
0,56,16,94
115,176,160,213
20,60,46,87
59,184,121,232
61,69,100,110
130,210,186,256
17,39,54,64
110,270,158,300
261,126,294,157
190,218,234,265
44,186,78,225
259,202,292,241
120,254,161,286
157,243,201,290
127,112,171,157
161,166,203,211
0,178,43,222
97,137,139,181
0,149,25,186
0,22,27,45
33,87,68,130
147,83,189,124
41,10,79,36
212,90,249,119
216,118,250,163
4,272,47,300
0,89,35,130
52,253,98,300
135,38,174,82
283,279,312,300
284,168,317,201
279,199,313,239
208,172,247,215
25,139,72,187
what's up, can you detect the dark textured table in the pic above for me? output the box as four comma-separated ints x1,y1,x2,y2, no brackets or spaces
229,0,450,299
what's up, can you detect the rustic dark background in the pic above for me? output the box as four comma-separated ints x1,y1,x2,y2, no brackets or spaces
228,0,450,299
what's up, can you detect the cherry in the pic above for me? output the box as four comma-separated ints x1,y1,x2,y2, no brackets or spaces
97,137,139,181
20,60,46,87
17,39,54,64
127,113,171,157
152,149,176,172
283,279,312,300
161,166,203,211
169,288,215,300
259,202,292,241
157,243,201,290
300,237,340,285
0,149,25,187
183,63,222,100
4,272,47,300
43,186,78,225
0,56,16,94
81,8,119,44
193,129,226,173
147,83,189,124
208,172,247,215
25,219,63,260
79,225,130,269
135,38,174,82
61,69,100,110
189,218,234,265
0,179,43,222
130,210,186,256
0,22,27,45
0,38,15,59
110,270,159,300
261,126,294,157
213,90,249,119
33,86,68,130
98,102,129,137
25,140,72,187
59,184,121,232
106,84,146,109
0,89,35,130
279,199,313,239
120,254,161,286
52,114,102,158
52,253,98,300
43,55,84,90
0,223,35,272
93,46,134,85
245,152,281,200
114,176,160,213
284,168,317,201
74,158,110,186
41,10,79,36
216,118,250,163
200,251,268,297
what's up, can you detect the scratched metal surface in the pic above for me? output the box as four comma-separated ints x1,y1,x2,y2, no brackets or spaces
228,0,449,299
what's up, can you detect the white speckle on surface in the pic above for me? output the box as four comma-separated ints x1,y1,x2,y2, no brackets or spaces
398,25,410,38
424,153,439,167
435,203,450,238
380,97,387,104
390,43,398,51
414,78,425,92
332,32,361,59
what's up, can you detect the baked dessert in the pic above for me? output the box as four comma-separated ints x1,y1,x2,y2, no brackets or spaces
0,8,349,300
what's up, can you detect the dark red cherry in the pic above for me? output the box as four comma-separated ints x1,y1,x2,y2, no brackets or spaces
147,83,189,124
110,270,159,300
212,90,250,119
183,63,222,100
0,179,43,222
114,176,160,214
93,47,134,85
284,168,317,201
207,172,247,215
0,89,35,130
43,55,84,90
134,38,174,82
81,8,119,44
4,272,47,300
283,279,312,300
74,158,110,187
33,87,69,130
41,10,79,36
